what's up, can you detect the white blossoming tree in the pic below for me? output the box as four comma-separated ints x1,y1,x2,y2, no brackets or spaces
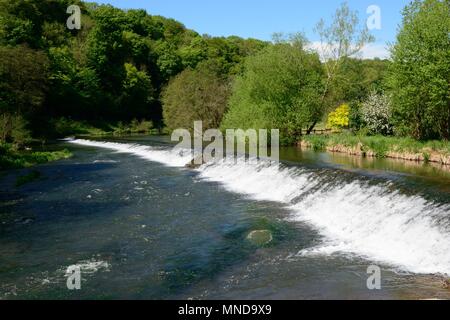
361,92,393,135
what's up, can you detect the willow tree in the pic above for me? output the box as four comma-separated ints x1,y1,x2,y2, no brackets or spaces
310,2,374,134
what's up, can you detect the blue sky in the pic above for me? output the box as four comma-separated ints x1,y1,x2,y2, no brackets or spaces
95,0,411,58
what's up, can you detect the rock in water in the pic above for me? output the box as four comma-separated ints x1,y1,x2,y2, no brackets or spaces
185,156,204,169
247,230,273,246
443,279,450,289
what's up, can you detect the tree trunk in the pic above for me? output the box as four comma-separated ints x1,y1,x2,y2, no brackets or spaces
306,121,318,135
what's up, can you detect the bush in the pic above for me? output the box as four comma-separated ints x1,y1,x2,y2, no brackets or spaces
129,119,153,133
348,102,364,132
327,104,350,129
51,117,84,137
0,113,32,148
361,92,393,135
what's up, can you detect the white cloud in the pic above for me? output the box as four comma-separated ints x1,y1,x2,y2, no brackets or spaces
359,43,390,59
307,42,390,60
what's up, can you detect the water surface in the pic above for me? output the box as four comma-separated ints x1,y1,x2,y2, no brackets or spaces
0,136,449,299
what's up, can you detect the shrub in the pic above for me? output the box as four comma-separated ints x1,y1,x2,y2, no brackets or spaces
0,113,32,148
327,104,350,129
361,92,393,135
130,119,153,133
51,117,83,137
348,102,364,132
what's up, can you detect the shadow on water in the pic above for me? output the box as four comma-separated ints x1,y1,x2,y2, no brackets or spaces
0,161,121,224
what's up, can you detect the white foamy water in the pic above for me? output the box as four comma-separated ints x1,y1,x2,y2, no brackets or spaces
71,139,193,167
69,139,450,276
64,259,110,275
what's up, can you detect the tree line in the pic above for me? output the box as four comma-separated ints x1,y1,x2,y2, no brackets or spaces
163,0,449,143
0,0,449,149
0,0,268,145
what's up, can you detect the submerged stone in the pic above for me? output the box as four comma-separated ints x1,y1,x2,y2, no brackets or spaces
185,156,204,169
246,230,273,246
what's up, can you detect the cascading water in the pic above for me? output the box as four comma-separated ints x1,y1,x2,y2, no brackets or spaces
69,139,450,276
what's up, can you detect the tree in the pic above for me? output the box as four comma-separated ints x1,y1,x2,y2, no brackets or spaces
0,0,280,139
361,91,393,135
162,60,231,131
0,45,49,142
310,2,374,134
0,45,49,116
389,0,450,140
331,58,389,104
119,63,154,120
221,38,325,144
0,0,82,48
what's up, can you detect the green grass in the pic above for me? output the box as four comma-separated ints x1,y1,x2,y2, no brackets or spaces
0,144,72,170
302,133,450,159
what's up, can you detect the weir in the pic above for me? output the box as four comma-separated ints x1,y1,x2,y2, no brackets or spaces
69,139,450,276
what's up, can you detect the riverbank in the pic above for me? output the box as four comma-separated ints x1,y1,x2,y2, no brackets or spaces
300,134,450,166
48,118,162,137
0,143,72,171
1,118,161,171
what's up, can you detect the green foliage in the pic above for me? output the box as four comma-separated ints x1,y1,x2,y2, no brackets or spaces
0,0,448,150
348,101,364,131
311,2,375,133
162,60,231,131
0,0,80,48
50,117,88,136
389,0,450,140
305,135,328,151
0,45,49,115
331,58,390,104
119,63,154,119
0,144,72,170
9,115,32,148
221,41,325,144
129,119,153,133
302,133,450,158
0,0,268,140
327,104,350,129
0,114,32,148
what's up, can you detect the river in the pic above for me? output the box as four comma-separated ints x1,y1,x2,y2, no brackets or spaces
0,135,449,299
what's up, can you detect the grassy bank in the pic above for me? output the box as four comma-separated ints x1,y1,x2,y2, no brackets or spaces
0,144,72,170
300,133,450,165
49,118,162,137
